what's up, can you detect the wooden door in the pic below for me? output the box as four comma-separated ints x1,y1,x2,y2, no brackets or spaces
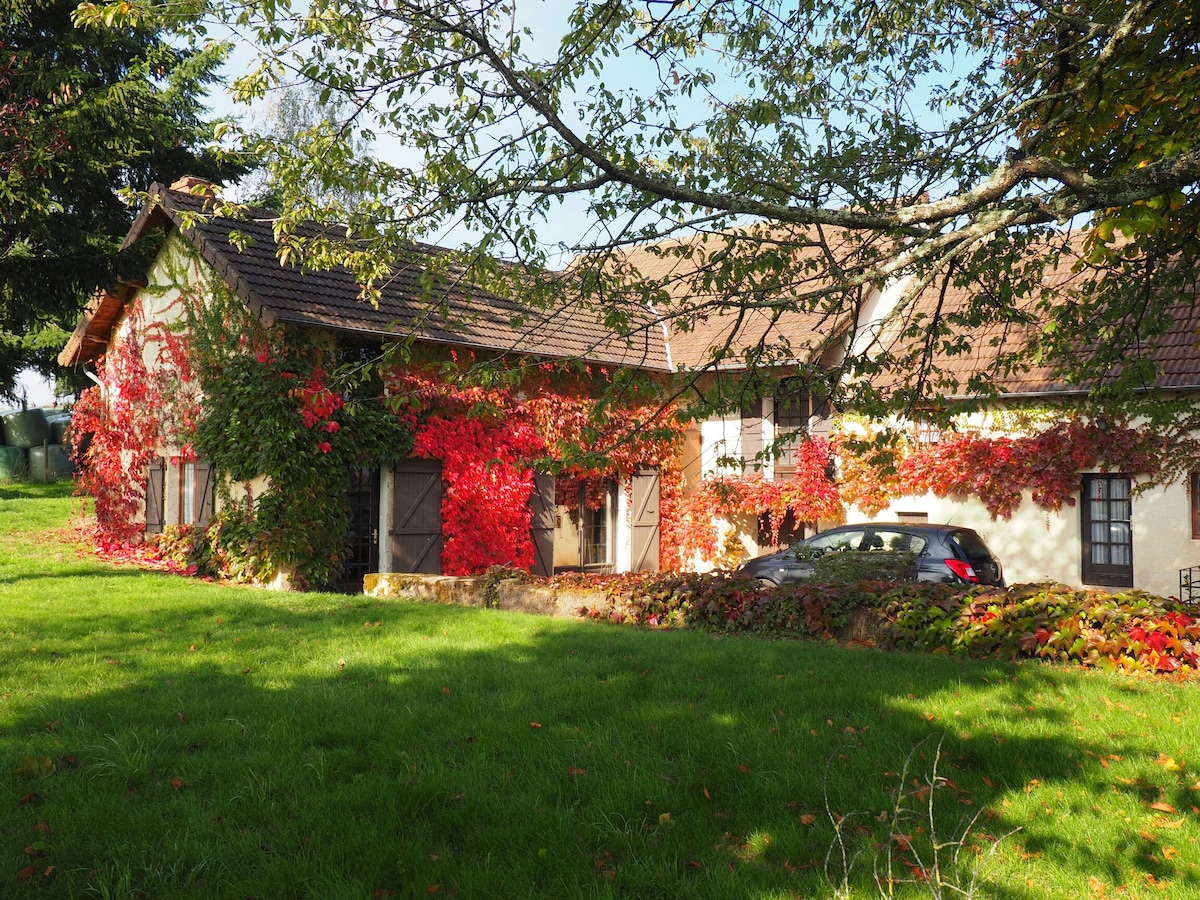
631,467,661,572
529,473,555,576
390,459,443,574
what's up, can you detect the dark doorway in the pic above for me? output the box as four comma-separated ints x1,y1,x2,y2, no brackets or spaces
334,466,381,593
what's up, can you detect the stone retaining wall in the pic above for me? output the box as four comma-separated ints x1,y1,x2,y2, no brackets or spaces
363,573,610,619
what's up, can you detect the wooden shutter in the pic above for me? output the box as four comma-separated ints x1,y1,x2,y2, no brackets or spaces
741,400,763,471
145,457,165,534
529,473,556,577
194,460,214,527
390,459,443,574
631,467,661,573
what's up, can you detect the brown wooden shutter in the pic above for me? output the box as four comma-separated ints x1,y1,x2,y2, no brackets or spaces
194,460,214,527
145,457,165,534
390,459,443,574
631,467,661,572
529,473,556,577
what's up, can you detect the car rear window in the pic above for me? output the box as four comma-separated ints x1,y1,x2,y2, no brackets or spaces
949,530,993,559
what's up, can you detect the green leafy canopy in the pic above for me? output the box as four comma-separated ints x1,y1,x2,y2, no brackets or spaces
78,0,1200,418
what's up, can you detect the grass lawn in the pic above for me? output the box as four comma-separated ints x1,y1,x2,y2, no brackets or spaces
2,484,1199,898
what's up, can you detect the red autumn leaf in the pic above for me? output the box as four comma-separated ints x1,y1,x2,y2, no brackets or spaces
172,777,183,790
568,766,587,775
18,793,37,806
16,865,36,880
427,885,441,894
32,823,50,834
441,686,450,695
530,722,542,729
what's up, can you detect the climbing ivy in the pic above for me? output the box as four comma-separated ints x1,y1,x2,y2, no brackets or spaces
182,285,413,588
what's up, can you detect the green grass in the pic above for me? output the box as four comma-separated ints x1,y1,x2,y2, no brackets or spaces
2,484,1199,898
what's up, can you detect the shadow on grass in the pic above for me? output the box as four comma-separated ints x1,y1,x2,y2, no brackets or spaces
4,584,1191,899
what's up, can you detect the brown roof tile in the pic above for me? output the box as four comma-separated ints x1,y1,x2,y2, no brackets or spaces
130,185,674,371
876,232,1200,398
606,227,866,370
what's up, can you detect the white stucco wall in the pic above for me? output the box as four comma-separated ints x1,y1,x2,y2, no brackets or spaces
848,473,1198,599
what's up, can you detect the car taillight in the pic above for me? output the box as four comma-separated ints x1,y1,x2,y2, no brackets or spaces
944,558,979,583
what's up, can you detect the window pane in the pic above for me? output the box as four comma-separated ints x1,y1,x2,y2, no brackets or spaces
181,462,195,524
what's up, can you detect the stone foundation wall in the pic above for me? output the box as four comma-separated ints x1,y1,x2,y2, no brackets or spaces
363,573,611,619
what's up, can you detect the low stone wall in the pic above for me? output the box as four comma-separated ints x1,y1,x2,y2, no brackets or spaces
363,573,610,619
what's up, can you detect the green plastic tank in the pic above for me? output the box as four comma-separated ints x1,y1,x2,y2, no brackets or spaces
0,445,27,480
2,409,51,449
28,444,73,483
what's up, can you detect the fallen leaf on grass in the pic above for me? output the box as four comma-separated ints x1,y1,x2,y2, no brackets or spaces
568,766,587,775
799,814,817,825
172,777,183,790
529,722,542,729
1088,875,1107,896
1156,754,1184,773
1149,801,1177,814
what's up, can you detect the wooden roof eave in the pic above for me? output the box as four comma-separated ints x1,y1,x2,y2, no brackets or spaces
56,280,144,367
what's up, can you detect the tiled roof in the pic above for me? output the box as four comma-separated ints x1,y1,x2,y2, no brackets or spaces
875,232,1200,397
115,184,673,371
605,227,865,370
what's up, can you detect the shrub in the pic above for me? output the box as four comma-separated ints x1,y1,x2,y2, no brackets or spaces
572,572,1200,676
882,582,1200,674
812,549,917,583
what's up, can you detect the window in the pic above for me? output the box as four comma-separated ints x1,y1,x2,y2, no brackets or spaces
774,380,810,480
172,459,214,527
1081,474,1133,587
180,461,196,524
579,480,616,569
914,420,941,444
867,528,928,554
806,528,867,553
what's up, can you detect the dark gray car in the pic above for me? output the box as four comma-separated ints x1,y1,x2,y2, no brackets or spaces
738,522,1005,587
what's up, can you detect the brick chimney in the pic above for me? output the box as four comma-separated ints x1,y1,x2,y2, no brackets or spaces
169,176,218,197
